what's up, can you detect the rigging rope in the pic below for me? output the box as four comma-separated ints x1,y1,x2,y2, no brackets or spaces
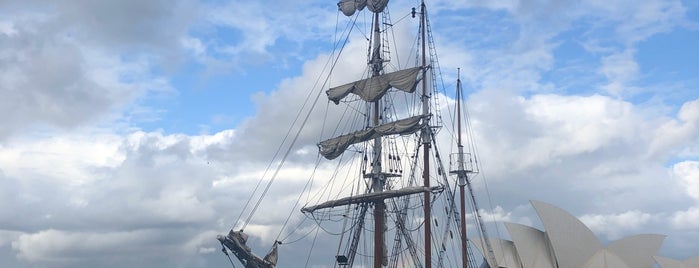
241,10,361,232
220,242,238,268
274,155,321,242
304,223,322,268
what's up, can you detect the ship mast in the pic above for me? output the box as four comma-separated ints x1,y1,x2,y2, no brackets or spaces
369,8,386,268
419,1,432,268
456,68,469,268
450,71,498,267
308,1,438,267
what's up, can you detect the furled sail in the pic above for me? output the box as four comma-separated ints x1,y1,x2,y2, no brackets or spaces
327,67,421,104
301,186,441,213
338,0,366,16
337,0,387,16
318,115,424,160
366,0,389,13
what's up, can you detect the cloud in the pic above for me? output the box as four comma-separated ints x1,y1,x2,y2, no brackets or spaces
191,0,338,73
671,161,699,230
53,0,198,53
0,126,326,266
648,99,699,159
672,207,699,230
0,230,21,248
466,95,699,243
580,210,655,240
477,206,513,223
470,92,642,174
0,27,125,138
598,49,639,96
674,161,699,200
0,1,189,140
12,229,163,262
599,0,688,44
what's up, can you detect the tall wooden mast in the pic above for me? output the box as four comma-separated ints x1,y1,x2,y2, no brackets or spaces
420,1,432,268
456,68,469,268
450,69,498,267
369,8,386,268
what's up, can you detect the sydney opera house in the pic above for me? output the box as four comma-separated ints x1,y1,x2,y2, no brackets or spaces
473,200,699,268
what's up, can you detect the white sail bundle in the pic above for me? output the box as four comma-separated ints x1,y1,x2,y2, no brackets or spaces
327,67,422,104
338,0,365,16
318,115,424,160
337,0,388,16
301,186,441,213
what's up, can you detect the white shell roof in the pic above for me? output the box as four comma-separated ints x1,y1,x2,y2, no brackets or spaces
583,249,630,268
654,255,699,268
607,234,665,268
531,200,602,268
471,237,522,268
478,200,685,268
503,222,556,268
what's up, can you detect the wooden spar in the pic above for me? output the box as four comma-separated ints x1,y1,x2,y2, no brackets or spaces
420,1,432,268
301,187,441,213
457,68,469,268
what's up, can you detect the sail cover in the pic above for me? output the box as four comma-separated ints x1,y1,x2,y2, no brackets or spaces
338,0,366,16
366,0,389,13
327,67,421,104
318,115,424,160
337,0,388,16
302,186,441,213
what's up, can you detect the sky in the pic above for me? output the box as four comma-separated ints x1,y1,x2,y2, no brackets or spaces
1,0,698,267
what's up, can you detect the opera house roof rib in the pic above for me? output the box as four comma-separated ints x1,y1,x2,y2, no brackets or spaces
607,234,665,268
503,222,555,268
472,238,522,268
531,200,602,268
471,200,679,268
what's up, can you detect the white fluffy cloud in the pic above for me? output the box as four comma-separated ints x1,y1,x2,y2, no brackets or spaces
466,92,699,244
674,161,699,200
671,161,699,230
672,207,699,230
0,1,188,140
0,128,315,267
470,92,645,175
649,100,699,157
13,229,162,262
580,210,655,240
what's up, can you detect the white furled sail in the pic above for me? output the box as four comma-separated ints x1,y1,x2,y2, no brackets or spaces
327,67,422,104
338,0,387,16
301,186,441,213
318,115,424,160
338,0,366,16
366,0,389,13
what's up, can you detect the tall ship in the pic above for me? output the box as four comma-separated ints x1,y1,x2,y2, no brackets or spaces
217,0,498,267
